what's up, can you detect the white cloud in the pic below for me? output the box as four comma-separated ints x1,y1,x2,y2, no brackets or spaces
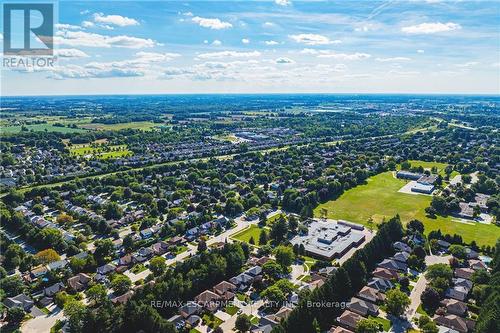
93,13,139,27
275,0,292,6
55,30,157,49
265,40,279,46
275,57,295,64
242,38,250,44
375,57,411,62
192,16,232,30
51,51,179,79
417,49,425,53
80,10,90,15
212,40,222,46
317,52,371,60
56,48,90,58
300,49,370,60
289,34,341,45
134,51,180,62
402,22,461,34
55,23,82,31
455,61,478,68
183,12,193,17
197,50,261,59
82,21,94,28
263,22,275,28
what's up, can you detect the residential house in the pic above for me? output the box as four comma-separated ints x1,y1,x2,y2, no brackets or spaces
329,326,354,333
378,259,407,272
67,273,91,292
97,263,116,275
213,281,237,300
454,268,474,280
3,294,34,311
44,282,65,297
441,299,468,316
392,251,410,263
393,241,411,253
152,241,169,255
372,267,399,280
337,310,363,331
111,291,134,305
434,315,475,333
179,302,202,318
194,290,221,312
367,278,394,292
357,286,386,304
31,265,49,278
230,272,254,290
445,286,469,302
346,297,379,317
468,259,487,271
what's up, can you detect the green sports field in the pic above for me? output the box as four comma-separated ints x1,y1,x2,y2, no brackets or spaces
314,171,499,246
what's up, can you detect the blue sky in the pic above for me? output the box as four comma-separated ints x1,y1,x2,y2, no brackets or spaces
2,0,499,95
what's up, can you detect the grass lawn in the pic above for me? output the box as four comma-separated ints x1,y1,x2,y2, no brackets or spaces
249,315,260,325
131,264,147,274
417,304,430,317
405,160,458,178
225,305,239,315
236,293,248,302
174,245,188,254
231,225,265,245
79,121,159,131
368,316,391,331
2,124,88,134
202,314,223,328
69,144,132,159
314,171,499,246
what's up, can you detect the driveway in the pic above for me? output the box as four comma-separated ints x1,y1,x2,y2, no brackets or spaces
21,305,64,333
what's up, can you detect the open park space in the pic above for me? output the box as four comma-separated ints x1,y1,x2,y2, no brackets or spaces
314,171,499,246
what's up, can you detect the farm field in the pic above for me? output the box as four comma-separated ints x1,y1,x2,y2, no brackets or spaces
314,171,499,246
1,124,88,134
69,144,132,159
78,121,160,131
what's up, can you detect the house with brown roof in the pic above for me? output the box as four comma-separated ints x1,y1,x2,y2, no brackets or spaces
468,259,487,271
118,254,134,267
441,298,468,316
454,268,474,280
152,241,169,255
213,281,236,300
67,273,91,292
372,267,399,280
434,314,475,333
194,290,221,312
337,310,363,331
347,297,379,317
329,326,354,333
357,286,386,304
111,290,134,305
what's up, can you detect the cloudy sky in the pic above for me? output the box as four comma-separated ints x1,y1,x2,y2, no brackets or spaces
2,0,499,95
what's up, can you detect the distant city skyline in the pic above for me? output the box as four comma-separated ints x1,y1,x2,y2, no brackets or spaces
2,0,499,95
